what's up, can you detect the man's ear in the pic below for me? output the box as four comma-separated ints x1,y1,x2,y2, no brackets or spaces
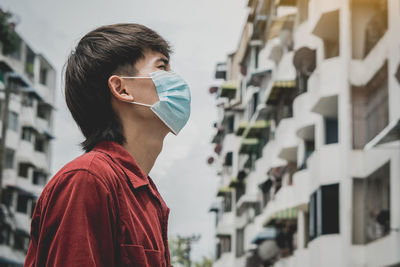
108,75,134,102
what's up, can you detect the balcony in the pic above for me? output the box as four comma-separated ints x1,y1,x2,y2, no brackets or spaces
218,81,237,99
350,32,388,86
307,143,342,187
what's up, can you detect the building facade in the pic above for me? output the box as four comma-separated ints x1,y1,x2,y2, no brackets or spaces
0,31,56,266
208,0,400,266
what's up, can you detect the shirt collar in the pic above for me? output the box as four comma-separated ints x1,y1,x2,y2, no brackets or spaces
92,140,150,189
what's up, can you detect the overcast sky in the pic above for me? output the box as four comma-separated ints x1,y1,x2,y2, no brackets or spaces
1,0,248,261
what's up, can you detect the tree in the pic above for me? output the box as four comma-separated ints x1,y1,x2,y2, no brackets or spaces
0,8,19,55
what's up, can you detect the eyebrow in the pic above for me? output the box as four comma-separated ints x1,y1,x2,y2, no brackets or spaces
156,57,169,65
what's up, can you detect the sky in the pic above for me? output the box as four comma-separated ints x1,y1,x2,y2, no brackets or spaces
1,0,248,261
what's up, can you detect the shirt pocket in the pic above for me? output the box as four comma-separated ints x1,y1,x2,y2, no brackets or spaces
120,244,163,267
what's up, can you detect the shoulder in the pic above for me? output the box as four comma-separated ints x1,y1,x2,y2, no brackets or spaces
42,151,120,201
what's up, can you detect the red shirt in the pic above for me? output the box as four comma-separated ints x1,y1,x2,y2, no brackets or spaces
24,141,172,267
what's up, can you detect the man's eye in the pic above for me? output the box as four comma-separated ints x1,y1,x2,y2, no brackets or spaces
158,65,166,70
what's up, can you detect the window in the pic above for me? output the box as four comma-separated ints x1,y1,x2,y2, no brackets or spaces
300,139,315,170
8,36,22,60
309,183,340,240
235,183,246,203
325,118,338,144
0,226,11,245
226,116,234,134
8,111,18,132
236,228,245,257
296,73,309,95
353,161,390,244
21,127,34,142
34,137,46,153
248,92,259,120
352,63,388,149
37,103,51,120
18,163,30,178
13,232,30,252
22,93,34,107
33,170,47,185
364,0,388,57
219,235,231,254
40,67,48,85
25,46,35,79
5,148,15,169
224,152,233,166
16,194,30,214
260,179,272,207
254,46,259,69
223,193,232,213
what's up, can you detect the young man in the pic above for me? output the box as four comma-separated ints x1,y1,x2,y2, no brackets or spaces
24,23,191,267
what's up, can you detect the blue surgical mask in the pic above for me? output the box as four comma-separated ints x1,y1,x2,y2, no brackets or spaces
119,70,191,135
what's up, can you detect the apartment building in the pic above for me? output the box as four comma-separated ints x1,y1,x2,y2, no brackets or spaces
0,31,56,266
208,0,400,266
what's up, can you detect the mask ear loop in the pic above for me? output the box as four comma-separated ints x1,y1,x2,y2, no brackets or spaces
119,76,153,107
120,76,152,79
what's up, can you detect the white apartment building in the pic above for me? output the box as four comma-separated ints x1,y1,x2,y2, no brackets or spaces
208,0,400,266
0,31,56,266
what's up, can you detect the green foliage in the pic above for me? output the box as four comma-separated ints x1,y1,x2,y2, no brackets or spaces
194,256,213,267
169,237,190,266
0,8,19,55
169,234,210,267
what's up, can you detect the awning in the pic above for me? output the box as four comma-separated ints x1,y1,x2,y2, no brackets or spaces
8,72,29,86
236,121,247,136
248,69,272,87
243,120,271,138
264,207,298,226
251,227,278,244
208,202,220,213
17,160,35,168
229,178,240,188
219,81,237,99
38,100,56,110
0,61,13,72
266,14,295,41
266,80,296,105
216,186,233,197
23,86,43,100
239,138,260,154
42,129,55,140
365,118,400,150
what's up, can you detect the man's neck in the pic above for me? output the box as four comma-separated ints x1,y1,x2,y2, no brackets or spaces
122,121,169,175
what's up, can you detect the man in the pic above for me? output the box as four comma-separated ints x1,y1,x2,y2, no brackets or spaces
24,23,191,267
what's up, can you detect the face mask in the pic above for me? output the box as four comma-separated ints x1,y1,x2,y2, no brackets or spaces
119,70,191,135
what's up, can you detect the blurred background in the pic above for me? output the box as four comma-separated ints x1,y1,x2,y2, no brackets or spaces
0,0,399,266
